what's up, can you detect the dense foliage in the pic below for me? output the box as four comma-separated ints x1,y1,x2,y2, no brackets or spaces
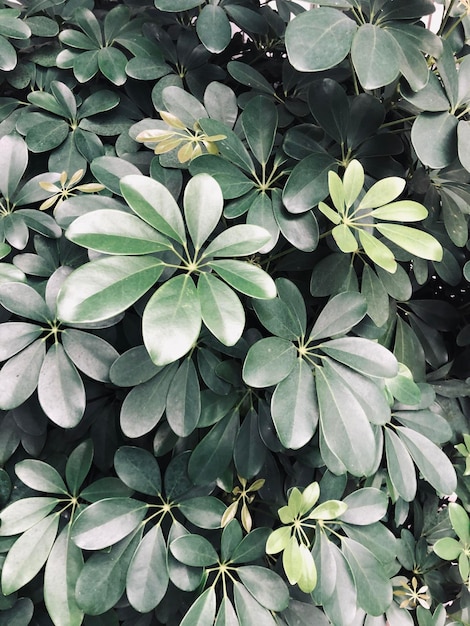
0,0,469,624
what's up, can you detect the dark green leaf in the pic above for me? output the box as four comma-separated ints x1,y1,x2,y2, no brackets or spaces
411,112,458,170
283,153,336,213
0,135,27,201
166,358,200,437
320,336,398,378
91,156,142,195
190,155,255,199
180,588,216,626
309,292,367,341
114,446,161,496
196,5,231,54
97,46,127,86
351,24,400,90
170,534,218,567
231,527,271,564
66,439,94,496
233,581,277,626
243,337,297,387
271,359,318,449
308,79,349,144
241,96,277,166
178,496,227,530
188,409,239,484
384,427,417,501
227,61,275,96
237,566,289,611
234,409,266,479
110,345,162,387
126,525,168,612
26,119,69,153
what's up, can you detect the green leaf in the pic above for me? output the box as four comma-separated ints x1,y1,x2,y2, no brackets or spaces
110,345,162,387
0,497,60,536
433,536,463,561
57,256,163,324
170,534,219,567
357,177,405,211
237,566,289,612
233,581,277,626
38,343,86,428
204,225,270,258
241,96,277,166
234,408,266,479
61,329,119,383
120,174,186,244
396,426,457,495
227,61,275,96
361,264,390,326
43,526,84,626
215,597,239,626
309,500,347,520
253,281,305,340
196,4,231,54
126,525,168,612
449,502,470,544
339,488,388,525
457,120,470,173
0,282,50,322
209,259,276,299
283,153,336,213
180,588,216,626
242,337,297,387
411,112,458,170
316,363,377,476
322,542,356,626
114,446,161,496
0,322,42,361
66,440,93,496
285,7,356,72
0,135,27,201
75,530,141,615
91,156,141,195
79,89,120,119
271,359,318,449
166,358,200,437
188,409,239,484
15,460,68,495
65,209,170,255
0,35,17,72
198,118,254,174
162,86,208,128
1,513,59,595
309,292,367,341
71,498,147,550
97,46,127,86
178,496,227,530
360,231,397,273
0,339,45,410
184,173,223,251
198,273,244,346
120,363,177,438
143,274,201,366
266,527,291,556
351,24,400,90
376,223,443,262
26,119,69,153
272,192,319,252
320,336,398,378
308,79,350,145
190,155,255,199
341,537,392,616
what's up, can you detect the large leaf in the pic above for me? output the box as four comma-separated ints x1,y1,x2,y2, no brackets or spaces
411,112,458,170
120,174,186,244
43,526,84,626
316,363,377,476
341,537,393,616
61,329,119,383
184,174,223,251
0,282,50,322
188,409,239,484
196,4,231,54
283,152,336,213
376,223,443,261
285,7,356,72
320,336,398,378
308,79,349,145
15,460,68,496
170,534,219,567
180,588,216,626
271,359,318,449
142,274,201,366
71,498,147,550
351,24,401,90
166,358,200,437
209,259,276,299
0,135,27,200
37,343,86,428
97,46,127,85
309,292,367,341
126,525,168,612
114,446,162,496
57,256,163,323
243,337,297,387
203,225,271,258
2,513,59,595
0,322,42,361
65,209,170,255
0,339,45,410
237,566,289,612
233,581,277,626
396,426,457,495
0,497,60,536
241,96,277,166
198,273,244,346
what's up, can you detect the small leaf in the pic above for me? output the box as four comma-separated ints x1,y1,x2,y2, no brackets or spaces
433,537,463,561
170,534,219,567
449,502,470,544
184,173,223,250
198,273,245,347
376,223,443,262
243,337,297,388
114,446,162,496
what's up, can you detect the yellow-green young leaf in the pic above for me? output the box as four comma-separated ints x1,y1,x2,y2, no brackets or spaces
358,229,397,273
332,223,358,253
433,537,463,560
266,526,291,555
376,223,443,261
343,160,364,209
278,505,294,525
287,487,303,516
358,176,405,210
283,536,302,586
459,552,470,583
241,502,252,533
300,482,320,515
297,543,317,593
370,200,428,222
318,201,341,225
309,500,348,521
328,171,345,214
221,501,238,528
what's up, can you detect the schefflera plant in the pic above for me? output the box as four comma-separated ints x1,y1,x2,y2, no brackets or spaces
56,172,276,365
318,159,443,273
